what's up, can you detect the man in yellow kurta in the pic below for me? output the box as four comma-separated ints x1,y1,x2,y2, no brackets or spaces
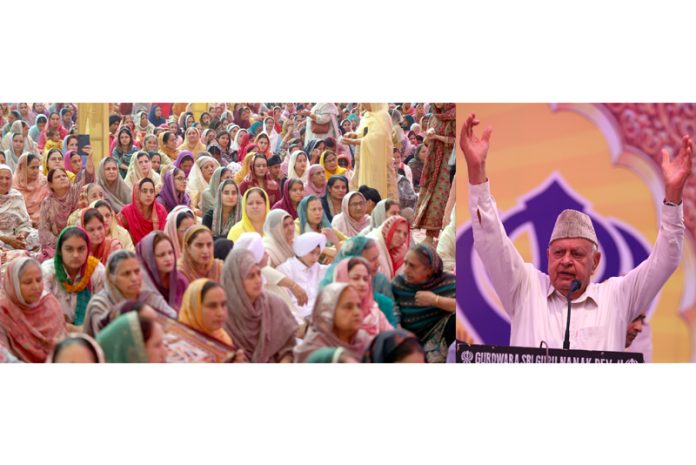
344,103,399,201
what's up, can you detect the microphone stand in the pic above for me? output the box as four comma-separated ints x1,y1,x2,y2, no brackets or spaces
563,280,581,350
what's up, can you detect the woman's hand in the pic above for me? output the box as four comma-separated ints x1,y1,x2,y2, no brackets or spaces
415,290,438,307
321,227,339,245
84,146,95,174
0,236,26,250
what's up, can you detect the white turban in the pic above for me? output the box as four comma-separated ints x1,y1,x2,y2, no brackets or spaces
235,232,265,263
292,232,326,257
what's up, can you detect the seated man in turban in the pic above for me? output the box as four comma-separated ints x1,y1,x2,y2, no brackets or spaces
460,113,692,351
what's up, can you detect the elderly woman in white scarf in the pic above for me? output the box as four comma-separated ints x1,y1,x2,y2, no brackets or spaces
0,164,39,251
186,154,220,215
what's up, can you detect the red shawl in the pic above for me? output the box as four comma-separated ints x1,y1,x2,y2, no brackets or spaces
382,215,411,273
119,183,168,245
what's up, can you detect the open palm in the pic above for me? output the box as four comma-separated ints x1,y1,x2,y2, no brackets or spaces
459,113,492,166
661,135,694,202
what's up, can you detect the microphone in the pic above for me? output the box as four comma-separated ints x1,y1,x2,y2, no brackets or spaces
563,279,582,350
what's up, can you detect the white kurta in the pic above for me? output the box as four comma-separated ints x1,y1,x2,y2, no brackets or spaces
469,181,683,352
276,256,328,321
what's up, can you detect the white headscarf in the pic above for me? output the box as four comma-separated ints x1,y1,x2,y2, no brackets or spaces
287,150,309,183
186,155,220,200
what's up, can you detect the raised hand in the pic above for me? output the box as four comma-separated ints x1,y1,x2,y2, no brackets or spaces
662,135,694,204
459,113,492,184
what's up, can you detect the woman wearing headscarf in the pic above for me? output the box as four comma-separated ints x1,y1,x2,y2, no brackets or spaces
38,152,95,256
238,153,280,205
84,250,176,337
63,150,83,178
343,103,398,200
287,150,310,185
263,209,296,268
358,198,400,236
323,257,393,337
95,157,131,213
200,166,231,214
47,333,105,363
158,131,180,164
163,205,195,259
41,227,106,330
295,195,347,260
10,153,48,229
233,105,251,129
1,120,37,155
177,225,224,284
136,231,188,310
361,329,426,363
229,128,248,162
304,164,327,197
4,131,26,171
0,164,38,251
0,257,65,363
413,103,456,243
29,114,48,144
319,150,347,181
37,112,68,151
179,278,242,349
79,208,122,265
222,248,298,363
251,132,273,160
293,283,371,363
210,131,233,165
96,311,166,363
321,236,397,319
327,236,398,300
227,187,269,242
172,150,195,177
148,105,167,127
157,168,191,213
233,151,254,185
366,215,410,281
392,244,456,363
304,139,325,164
133,111,155,143
112,127,138,178
177,127,206,157
187,155,220,213
125,151,162,190
42,149,73,181
117,177,168,245
272,177,303,220
331,191,370,238
203,179,241,239
93,199,134,252
407,143,427,192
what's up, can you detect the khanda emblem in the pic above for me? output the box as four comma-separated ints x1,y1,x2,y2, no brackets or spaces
456,174,650,345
